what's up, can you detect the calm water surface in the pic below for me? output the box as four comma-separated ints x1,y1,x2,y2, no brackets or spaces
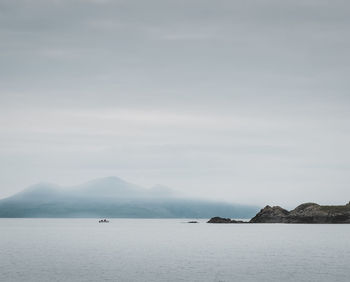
1,219,349,282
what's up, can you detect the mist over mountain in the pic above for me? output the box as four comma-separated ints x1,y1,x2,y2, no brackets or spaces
0,177,258,218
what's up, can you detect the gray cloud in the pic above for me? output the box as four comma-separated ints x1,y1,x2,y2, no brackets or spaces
1,0,350,207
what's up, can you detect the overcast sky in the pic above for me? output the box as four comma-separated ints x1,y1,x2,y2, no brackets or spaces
1,0,350,207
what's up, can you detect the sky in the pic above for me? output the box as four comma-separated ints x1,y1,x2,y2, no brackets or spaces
1,0,350,207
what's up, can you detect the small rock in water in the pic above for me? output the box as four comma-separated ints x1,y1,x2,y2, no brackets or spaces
207,217,246,223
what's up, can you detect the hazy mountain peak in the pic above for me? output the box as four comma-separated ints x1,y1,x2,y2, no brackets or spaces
4,177,179,201
0,176,259,218
73,176,144,198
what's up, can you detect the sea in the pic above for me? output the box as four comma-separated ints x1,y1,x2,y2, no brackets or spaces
1,219,349,282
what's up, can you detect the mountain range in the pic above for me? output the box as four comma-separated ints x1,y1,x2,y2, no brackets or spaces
0,176,259,218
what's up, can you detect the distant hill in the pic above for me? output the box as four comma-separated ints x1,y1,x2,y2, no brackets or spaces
0,176,259,218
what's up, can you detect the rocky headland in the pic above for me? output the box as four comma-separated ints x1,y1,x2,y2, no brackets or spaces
208,202,350,224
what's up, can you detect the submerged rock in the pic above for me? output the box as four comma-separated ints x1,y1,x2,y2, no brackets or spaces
187,221,199,223
207,217,246,223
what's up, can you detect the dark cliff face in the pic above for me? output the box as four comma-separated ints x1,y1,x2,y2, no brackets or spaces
249,202,350,223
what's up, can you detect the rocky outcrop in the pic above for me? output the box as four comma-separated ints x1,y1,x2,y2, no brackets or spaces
249,202,350,223
207,217,246,223
249,205,289,223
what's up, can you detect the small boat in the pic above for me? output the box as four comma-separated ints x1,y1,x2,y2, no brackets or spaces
99,219,109,223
